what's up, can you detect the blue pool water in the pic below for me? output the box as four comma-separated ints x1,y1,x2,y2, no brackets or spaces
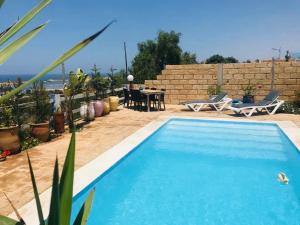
72,119,300,225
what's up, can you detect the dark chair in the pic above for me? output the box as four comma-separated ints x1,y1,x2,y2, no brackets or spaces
158,89,166,110
130,89,146,111
123,88,130,108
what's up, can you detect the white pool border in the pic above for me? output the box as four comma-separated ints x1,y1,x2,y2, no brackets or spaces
10,116,300,224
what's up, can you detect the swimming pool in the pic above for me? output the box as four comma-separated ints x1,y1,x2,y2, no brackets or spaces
71,118,300,225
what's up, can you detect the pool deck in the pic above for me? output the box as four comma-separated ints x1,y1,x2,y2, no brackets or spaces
1,104,300,217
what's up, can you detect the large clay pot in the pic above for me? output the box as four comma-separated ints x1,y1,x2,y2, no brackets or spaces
109,96,119,111
0,126,20,154
54,112,65,133
103,98,110,115
80,102,95,121
93,100,104,117
30,122,50,142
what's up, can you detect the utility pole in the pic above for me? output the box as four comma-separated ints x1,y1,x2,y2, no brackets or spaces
61,63,66,85
271,57,275,90
124,42,128,80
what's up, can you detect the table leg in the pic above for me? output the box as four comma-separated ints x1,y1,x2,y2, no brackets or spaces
147,95,150,112
158,94,161,111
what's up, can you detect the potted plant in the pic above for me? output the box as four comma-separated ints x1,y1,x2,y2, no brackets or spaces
73,68,95,121
54,104,65,133
207,85,221,100
91,72,109,117
64,68,88,131
242,85,256,103
30,81,51,142
0,104,20,154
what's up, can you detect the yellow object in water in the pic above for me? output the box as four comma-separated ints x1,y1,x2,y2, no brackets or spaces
277,172,289,184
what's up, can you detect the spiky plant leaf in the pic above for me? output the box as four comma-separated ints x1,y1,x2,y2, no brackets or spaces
0,22,47,65
2,192,25,224
47,157,60,225
0,216,24,225
0,0,4,8
0,0,51,46
59,131,76,225
0,20,116,103
73,189,95,225
26,151,45,225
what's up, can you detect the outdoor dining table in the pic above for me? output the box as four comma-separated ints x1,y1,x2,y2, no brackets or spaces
140,89,164,112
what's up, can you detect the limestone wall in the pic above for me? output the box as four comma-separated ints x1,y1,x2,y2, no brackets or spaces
144,61,300,104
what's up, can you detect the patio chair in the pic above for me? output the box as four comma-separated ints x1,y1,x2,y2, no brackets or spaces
123,88,130,108
228,90,284,117
182,92,231,112
130,89,146,111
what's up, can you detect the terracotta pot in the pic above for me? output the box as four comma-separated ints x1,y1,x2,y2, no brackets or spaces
109,96,119,111
30,122,50,142
54,112,65,133
103,98,110,115
0,126,20,154
93,100,104,117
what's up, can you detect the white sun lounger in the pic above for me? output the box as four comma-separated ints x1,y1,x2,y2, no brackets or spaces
228,90,284,117
182,92,232,112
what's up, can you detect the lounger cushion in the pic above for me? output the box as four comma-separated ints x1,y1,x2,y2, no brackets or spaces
182,92,227,105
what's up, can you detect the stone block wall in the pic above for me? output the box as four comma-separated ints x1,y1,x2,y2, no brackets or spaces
144,61,300,104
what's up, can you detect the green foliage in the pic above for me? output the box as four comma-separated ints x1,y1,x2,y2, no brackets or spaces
205,54,239,64
20,136,40,151
0,20,116,103
280,102,300,114
91,74,110,99
207,85,222,96
131,30,198,83
0,105,14,127
242,85,256,96
31,81,51,123
0,23,47,65
0,0,51,46
181,51,198,64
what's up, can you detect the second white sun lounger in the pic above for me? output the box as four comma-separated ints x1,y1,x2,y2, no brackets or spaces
182,92,231,112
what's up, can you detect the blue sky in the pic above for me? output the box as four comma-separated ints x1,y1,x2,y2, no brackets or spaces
0,0,300,74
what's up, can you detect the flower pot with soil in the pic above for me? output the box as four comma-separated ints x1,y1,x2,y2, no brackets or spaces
242,85,256,103
30,81,51,142
0,105,20,154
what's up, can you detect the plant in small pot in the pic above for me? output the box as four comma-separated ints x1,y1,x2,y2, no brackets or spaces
0,104,20,154
53,104,65,134
207,85,221,100
64,68,88,131
242,85,256,103
30,81,51,142
91,72,110,117
76,69,95,121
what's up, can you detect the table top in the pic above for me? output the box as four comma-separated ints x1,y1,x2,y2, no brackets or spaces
140,89,164,94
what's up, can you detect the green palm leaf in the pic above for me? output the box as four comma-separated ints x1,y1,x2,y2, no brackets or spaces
0,216,24,225
26,151,45,225
0,20,116,103
0,0,4,8
73,189,95,225
0,22,47,65
59,131,76,225
47,157,60,225
0,0,51,46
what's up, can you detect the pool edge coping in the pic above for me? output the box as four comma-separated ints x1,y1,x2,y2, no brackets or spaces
10,116,300,224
